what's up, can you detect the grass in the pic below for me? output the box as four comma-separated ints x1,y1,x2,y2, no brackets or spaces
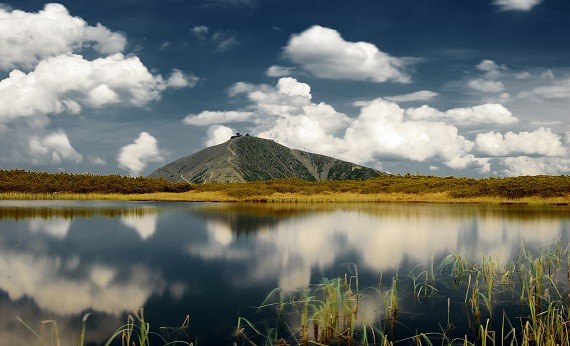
2,171,570,204
2,190,569,205
18,309,193,346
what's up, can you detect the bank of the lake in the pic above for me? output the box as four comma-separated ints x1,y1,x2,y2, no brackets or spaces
1,170,570,204
1,190,569,205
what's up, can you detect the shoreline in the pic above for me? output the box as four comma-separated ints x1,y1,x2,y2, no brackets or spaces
1,191,569,205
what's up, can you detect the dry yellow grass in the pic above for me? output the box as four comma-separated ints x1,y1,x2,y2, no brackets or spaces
2,191,569,205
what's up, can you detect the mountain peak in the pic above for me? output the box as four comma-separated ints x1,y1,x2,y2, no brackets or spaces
148,135,381,183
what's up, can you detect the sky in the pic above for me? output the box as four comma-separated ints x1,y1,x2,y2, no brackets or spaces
0,0,569,177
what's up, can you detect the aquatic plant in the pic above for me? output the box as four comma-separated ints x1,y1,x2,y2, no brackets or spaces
18,309,193,346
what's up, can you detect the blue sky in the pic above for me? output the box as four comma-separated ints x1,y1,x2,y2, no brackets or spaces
0,0,569,176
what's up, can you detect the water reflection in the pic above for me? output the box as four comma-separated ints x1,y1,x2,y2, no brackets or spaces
191,204,568,291
0,201,568,344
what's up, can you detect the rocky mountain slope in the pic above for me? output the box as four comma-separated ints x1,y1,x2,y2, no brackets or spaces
148,135,381,183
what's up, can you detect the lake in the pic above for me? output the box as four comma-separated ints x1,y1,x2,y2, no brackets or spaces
0,200,569,345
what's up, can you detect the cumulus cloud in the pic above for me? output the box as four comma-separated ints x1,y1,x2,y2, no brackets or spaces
0,4,195,169
468,78,505,93
266,65,294,77
185,77,491,172
502,157,570,176
28,130,83,164
405,103,518,126
0,53,184,124
284,25,411,83
117,132,164,176
166,69,199,88
522,77,570,99
476,128,567,157
339,99,477,167
476,59,505,79
466,60,510,101
205,125,235,146
384,90,438,102
493,0,542,11
184,111,253,125
0,3,126,70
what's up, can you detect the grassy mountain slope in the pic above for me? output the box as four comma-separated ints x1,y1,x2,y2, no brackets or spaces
148,136,381,183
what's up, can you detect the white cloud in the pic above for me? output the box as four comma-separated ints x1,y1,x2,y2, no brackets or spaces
28,130,83,164
523,77,570,99
92,156,107,165
184,111,253,126
384,90,438,102
190,25,209,39
189,78,487,170
205,125,234,146
339,99,477,167
0,53,183,124
493,0,542,11
266,65,294,77
284,25,411,83
502,156,570,176
476,59,505,79
405,103,518,126
187,77,570,174
541,70,555,80
468,78,505,93
166,69,199,88
476,128,567,157
514,71,531,80
277,77,311,98
117,132,164,176
0,3,126,70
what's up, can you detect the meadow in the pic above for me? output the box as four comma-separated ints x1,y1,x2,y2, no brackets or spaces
1,169,569,204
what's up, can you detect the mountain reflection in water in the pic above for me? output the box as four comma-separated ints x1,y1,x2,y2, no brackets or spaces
0,201,568,345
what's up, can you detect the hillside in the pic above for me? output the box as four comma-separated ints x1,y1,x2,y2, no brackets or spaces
148,136,381,183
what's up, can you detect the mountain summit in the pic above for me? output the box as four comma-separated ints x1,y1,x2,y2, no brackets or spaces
148,135,381,183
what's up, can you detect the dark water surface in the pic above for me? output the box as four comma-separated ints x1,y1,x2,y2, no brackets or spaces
0,201,569,345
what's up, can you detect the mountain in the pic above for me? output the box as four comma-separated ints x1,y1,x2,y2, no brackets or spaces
148,135,382,183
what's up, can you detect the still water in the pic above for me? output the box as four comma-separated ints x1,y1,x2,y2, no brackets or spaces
0,200,569,345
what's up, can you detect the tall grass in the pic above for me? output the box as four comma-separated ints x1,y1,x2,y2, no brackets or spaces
18,309,193,346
